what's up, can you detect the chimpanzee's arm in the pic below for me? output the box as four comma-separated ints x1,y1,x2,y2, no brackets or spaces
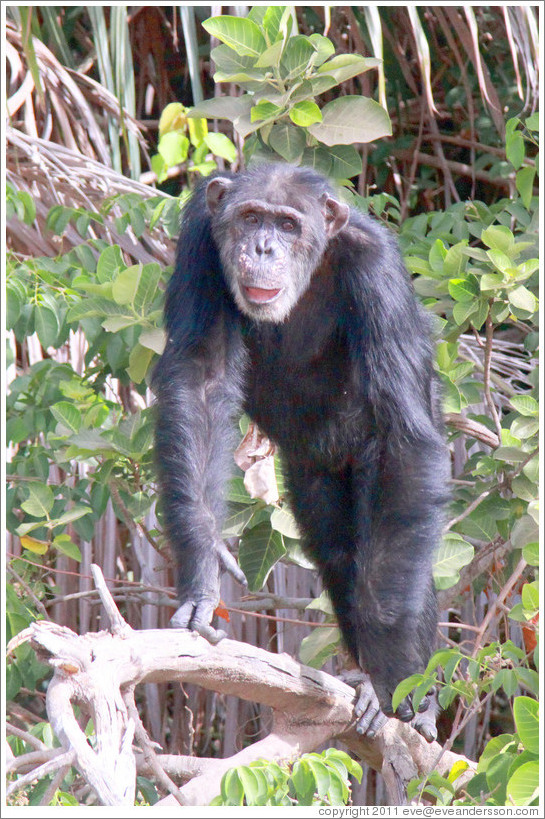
152,178,246,640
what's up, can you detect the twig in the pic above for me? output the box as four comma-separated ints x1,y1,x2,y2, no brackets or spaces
445,486,494,530
90,564,132,636
471,555,528,655
444,413,500,448
109,482,164,558
483,302,504,440
6,723,48,752
6,747,62,775
39,763,73,806
6,750,75,797
123,689,189,806
7,565,51,620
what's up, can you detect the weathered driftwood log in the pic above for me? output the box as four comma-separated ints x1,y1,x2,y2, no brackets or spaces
8,565,474,806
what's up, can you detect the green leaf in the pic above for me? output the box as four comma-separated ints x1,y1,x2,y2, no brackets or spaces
251,100,283,122
127,344,154,384
506,761,539,806
513,696,539,754
308,33,335,66
433,534,474,587
289,100,322,127
480,272,505,291
440,377,462,413
448,274,479,302
204,132,236,162
509,285,537,314
220,768,244,805
481,224,515,254
392,673,423,712
53,534,82,561
134,263,162,313
270,507,301,538
307,96,391,146
138,328,166,355
188,117,208,147
17,190,37,224
522,542,539,566
189,94,253,123
35,303,60,349
112,264,142,306
316,54,381,89
239,522,286,591
158,131,189,166
511,474,538,501
101,315,138,332
291,759,317,805
212,44,259,76
51,401,82,433
52,505,93,528
253,39,285,69
516,166,536,209
429,238,447,272
443,242,468,277
6,280,24,328
487,248,513,272
505,130,525,169
262,5,287,42
280,35,315,78
158,102,187,137
222,506,255,537
202,16,266,58
327,145,362,178
301,146,332,176
299,626,340,669
451,300,476,327
268,122,306,162
510,395,538,417
237,766,261,805
521,582,538,614
21,483,54,517
305,758,330,798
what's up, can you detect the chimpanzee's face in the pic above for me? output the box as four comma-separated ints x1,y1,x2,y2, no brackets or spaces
206,171,349,322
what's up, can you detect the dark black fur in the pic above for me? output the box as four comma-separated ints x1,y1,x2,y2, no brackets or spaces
152,164,448,738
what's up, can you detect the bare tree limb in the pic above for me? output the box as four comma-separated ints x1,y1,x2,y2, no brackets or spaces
7,565,475,806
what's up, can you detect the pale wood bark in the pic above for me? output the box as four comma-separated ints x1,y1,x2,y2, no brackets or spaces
7,565,475,807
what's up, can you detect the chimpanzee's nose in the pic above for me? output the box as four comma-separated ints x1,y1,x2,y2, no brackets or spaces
255,235,272,255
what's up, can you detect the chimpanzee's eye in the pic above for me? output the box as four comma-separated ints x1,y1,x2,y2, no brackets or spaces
244,212,259,225
280,217,296,232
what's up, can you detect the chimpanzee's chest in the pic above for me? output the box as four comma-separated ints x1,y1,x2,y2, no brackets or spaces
243,323,370,463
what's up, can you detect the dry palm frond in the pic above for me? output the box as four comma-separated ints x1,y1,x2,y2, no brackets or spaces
6,21,149,172
459,332,537,400
6,126,175,264
6,18,174,264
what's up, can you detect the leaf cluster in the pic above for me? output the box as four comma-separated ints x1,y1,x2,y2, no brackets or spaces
190,6,390,176
210,748,362,806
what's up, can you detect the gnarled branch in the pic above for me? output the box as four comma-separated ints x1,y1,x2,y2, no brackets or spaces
8,565,474,806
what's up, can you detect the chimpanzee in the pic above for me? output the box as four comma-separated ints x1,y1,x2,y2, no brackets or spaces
152,163,449,741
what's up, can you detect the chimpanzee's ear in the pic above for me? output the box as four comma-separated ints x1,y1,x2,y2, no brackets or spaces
206,177,234,214
321,194,350,238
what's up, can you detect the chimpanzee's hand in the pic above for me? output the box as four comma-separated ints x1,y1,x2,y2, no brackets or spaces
373,677,438,743
353,677,388,738
170,540,247,644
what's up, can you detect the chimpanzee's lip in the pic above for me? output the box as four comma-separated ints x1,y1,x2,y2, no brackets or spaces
243,286,282,304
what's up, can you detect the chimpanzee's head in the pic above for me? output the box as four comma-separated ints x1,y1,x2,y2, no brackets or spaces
206,164,349,322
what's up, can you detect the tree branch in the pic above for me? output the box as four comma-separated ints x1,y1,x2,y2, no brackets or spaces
8,565,474,806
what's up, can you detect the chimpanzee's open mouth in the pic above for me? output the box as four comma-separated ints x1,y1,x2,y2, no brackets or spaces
243,286,282,304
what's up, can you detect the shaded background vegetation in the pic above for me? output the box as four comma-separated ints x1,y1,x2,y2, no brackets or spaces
5,5,539,807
